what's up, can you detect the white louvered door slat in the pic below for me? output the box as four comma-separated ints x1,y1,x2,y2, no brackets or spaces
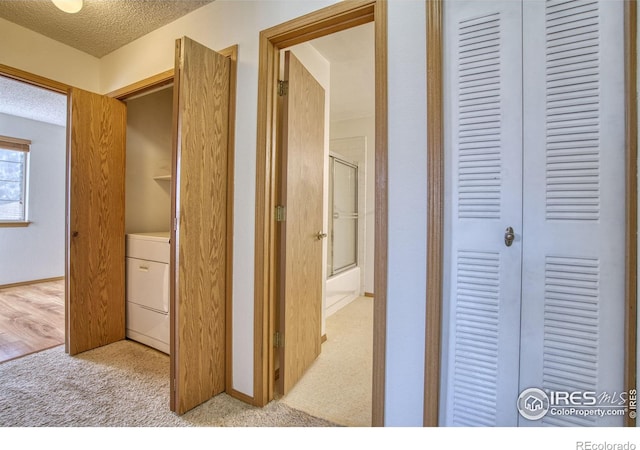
442,0,523,426
519,0,625,426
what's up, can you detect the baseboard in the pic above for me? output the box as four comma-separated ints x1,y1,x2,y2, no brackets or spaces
125,330,169,355
326,293,359,317
0,276,65,290
321,334,327,343
364,292,374,298
228,388,256,406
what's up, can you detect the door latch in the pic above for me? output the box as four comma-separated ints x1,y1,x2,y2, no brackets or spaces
504,226,515,247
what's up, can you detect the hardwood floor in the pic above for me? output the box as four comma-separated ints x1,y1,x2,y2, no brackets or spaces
0,279,65,364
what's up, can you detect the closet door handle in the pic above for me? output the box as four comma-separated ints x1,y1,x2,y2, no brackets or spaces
504,226,515,247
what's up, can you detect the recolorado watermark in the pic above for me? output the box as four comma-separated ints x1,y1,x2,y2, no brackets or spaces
576,442,636,450
517,387,637,421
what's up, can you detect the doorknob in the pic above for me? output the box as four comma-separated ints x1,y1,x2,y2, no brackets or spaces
504,226,515,247
315,231,328,240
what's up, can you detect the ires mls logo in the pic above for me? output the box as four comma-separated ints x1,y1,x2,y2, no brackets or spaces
517,388,637,421
517,388,550,420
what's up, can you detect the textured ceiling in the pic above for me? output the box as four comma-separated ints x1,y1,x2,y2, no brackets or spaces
0,76,67,126
0,0,215,58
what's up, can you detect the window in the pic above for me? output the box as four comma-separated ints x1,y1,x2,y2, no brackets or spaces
0,135,30,224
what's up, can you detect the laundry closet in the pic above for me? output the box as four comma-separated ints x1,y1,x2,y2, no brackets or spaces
123,86,174,354
64,37,234,415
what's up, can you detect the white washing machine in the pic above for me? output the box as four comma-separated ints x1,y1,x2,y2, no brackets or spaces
125,232,170,354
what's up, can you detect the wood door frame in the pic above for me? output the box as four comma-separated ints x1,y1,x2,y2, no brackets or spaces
424,0,639,427
108,44,238,399
0,64,70,94
424,0,443,427
253,0,387,426
0,65,72,351
623,0,638,428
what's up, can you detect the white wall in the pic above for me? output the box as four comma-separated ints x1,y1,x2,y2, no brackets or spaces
124,87,173,234
331,117,375,295
0,17,100,92
0,113,66,285
4,0,430,425
385,0,427,426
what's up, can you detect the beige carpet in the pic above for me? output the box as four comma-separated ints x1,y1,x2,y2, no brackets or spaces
0,340,336,427
280,296,373,427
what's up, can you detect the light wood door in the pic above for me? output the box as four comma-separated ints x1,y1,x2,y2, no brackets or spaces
170,37,230,414
278,51,325,395
66,87,126,356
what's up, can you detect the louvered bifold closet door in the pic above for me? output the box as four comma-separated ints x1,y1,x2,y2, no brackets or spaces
518,0,626,427
442,0,523,426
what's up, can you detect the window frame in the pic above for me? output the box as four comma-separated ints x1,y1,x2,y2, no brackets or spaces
0,135,31,227
328,155,359,277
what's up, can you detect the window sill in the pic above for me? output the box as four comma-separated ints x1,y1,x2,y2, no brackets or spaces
0,221,31,228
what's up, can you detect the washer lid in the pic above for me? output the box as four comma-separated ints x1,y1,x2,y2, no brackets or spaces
126,231,170,242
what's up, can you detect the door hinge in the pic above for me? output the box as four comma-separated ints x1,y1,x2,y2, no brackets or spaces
278,80,288,97
274,331,284,348
275,205,286,222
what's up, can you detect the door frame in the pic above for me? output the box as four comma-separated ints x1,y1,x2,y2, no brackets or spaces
253,0,387,426
0,64,70,94
424,0,638,427
107,44,238,400
0,64,72,351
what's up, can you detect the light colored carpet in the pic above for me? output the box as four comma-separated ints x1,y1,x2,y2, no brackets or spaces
0,340,336,427
280,296,373,427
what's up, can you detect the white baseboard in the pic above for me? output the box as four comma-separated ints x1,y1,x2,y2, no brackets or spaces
325,292,359,318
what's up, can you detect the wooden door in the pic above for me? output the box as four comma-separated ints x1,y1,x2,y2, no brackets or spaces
66,88,126,356
278,51,325,395
170,37,230,414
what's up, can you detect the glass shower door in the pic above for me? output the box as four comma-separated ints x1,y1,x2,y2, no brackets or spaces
329,156,358,276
